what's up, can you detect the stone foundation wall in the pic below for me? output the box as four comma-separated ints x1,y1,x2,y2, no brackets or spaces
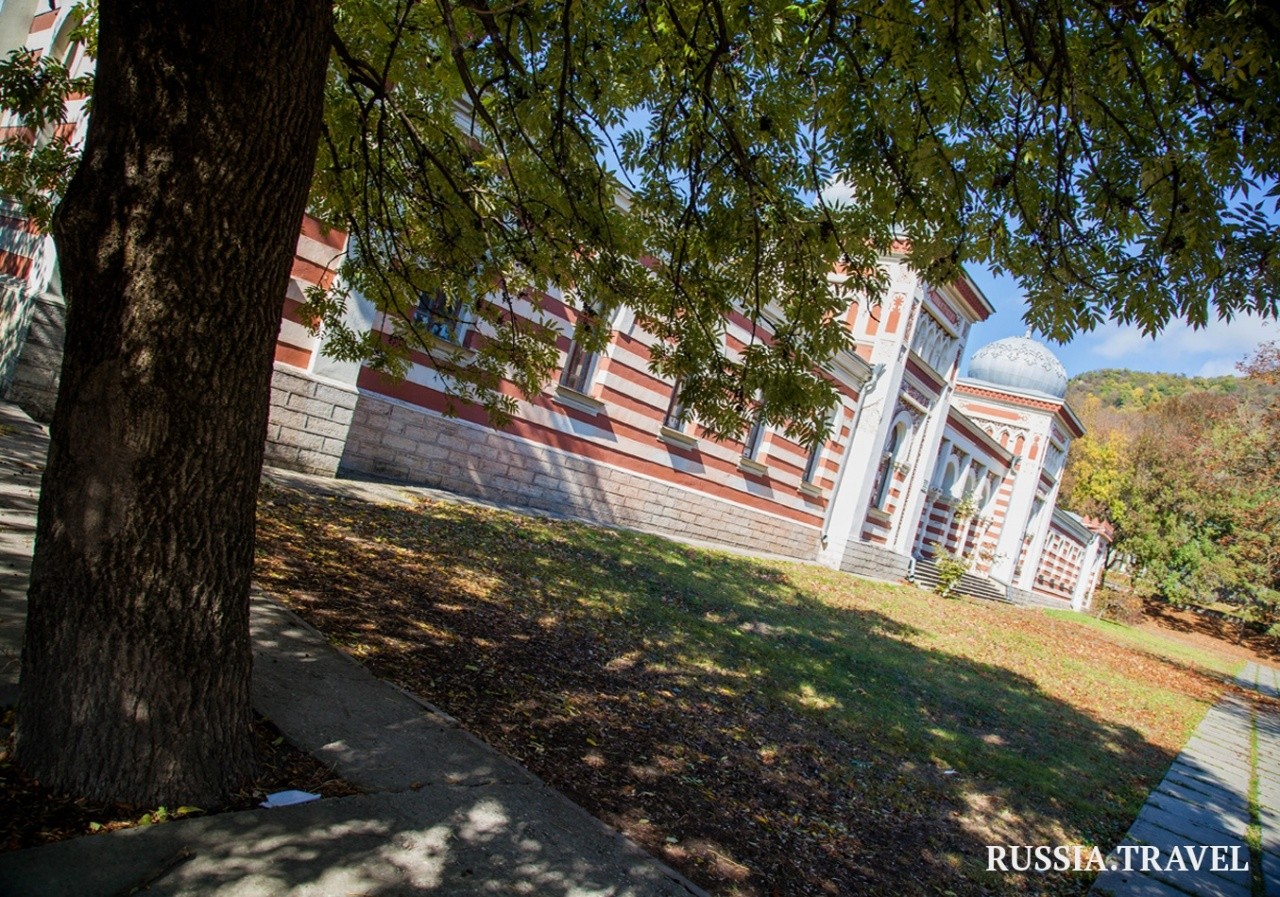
3,290,64,422
840,538,912,582
1007,584,1070,609
340,394,822,559
264,365,358,476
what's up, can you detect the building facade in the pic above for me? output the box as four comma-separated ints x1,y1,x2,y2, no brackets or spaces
0,0,1109,608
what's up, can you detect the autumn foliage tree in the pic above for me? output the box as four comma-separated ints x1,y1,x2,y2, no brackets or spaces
1062,345,1280,627
3,0,1280,805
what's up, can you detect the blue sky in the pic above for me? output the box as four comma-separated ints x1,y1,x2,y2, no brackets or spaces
964,266,1276,380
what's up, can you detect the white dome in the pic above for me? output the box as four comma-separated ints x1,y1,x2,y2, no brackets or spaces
967,335,1068,398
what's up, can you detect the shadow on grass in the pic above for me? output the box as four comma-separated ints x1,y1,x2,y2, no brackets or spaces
255,485,1193,897
1142,599,1280,662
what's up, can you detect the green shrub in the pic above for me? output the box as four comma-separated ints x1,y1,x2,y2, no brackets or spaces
932,550,970,599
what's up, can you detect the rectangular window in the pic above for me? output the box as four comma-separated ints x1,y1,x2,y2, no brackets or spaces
559,341,595,393
663,379,686,430
802,441,824,484
742,416,765,460
559,308,599,393
414,289,464,343
804,406,843,486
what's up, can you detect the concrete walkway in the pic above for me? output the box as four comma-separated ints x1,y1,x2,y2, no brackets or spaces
1090,664,1280,897
0,402,704,897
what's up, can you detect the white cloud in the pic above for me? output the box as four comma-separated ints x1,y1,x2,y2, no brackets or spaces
819,177,855,209
1074,313,1274,375
1090,327,1150,360
1195,357,1242,378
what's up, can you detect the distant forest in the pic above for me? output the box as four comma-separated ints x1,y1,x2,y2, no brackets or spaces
1066,367,1279,411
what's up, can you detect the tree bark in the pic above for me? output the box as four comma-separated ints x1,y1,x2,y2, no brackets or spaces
1099,542,1112,592
16,1,331,806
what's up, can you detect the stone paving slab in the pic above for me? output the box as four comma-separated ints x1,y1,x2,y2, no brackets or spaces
1198,712,1249,727
1124,820,1250,886
1256,669,1280,893
1165,756,1251,795
1186,718,1251,739
1180,741,1252,771
1185,724,1250,748
1154,778,1247,819
1261,769,1280,802
1095,818,1251,897
1162,765,1244,803
1142,793,1248,840
1265,853,1280,893
1240,662,1280,700
1142,868,1251,897
1182,721,1244,742
1262,808,1280,858
0,784,696,897
249,598,545,794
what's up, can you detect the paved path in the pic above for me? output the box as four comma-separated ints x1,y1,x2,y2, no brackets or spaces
1090,664,1280,897
0,402,704,897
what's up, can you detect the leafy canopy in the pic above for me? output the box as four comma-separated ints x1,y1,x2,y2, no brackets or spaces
309,0,1279,442
0,49,92,231
4,0,1278,442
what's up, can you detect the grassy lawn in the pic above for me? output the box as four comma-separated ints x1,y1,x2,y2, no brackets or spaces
255,484,1241,897
1040,609,1244,679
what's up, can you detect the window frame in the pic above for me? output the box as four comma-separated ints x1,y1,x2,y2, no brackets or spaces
663,378,687,431
558,306,602,395
742,415,766,461
413,287,468,346
873,421,907,509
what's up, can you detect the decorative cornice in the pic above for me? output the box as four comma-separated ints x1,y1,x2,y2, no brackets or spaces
955,380,1062,413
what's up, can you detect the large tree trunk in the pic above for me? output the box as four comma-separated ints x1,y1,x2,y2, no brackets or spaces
16,1,331,806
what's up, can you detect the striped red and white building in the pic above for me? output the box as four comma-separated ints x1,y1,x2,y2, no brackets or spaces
0,0,1109,608
0,0,90,405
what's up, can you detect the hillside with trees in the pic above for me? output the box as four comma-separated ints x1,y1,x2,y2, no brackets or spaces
1066,368,1280,411
1061,346,1280,630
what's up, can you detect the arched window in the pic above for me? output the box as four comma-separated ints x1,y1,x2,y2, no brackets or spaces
939,461,958,496
971,476,989,511
873,421,907,509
